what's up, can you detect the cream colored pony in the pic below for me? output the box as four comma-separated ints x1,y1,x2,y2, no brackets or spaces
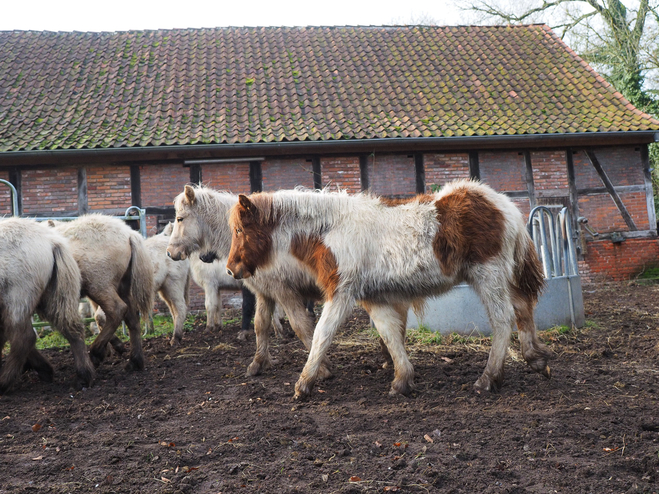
49,215,154,371
0,218,95,393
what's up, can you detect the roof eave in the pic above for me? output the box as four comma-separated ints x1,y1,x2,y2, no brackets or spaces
1,131,658,167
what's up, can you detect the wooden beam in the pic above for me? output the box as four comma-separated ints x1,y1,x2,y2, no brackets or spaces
130,165,141,208
415,153,425,194
585,149,637,231
359,155,369,191
249,161,263,192
312,156,322,190
565,150,582,256
641,144,657,232
77,167,88,215
468,151,480,180
523,151,536,208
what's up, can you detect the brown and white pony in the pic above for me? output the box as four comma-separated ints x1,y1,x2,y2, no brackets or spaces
0,218,95,393
227,179,551,399
166,185,333,379
49,215,154,371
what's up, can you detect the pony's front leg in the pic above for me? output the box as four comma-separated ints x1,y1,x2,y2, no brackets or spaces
294,294,354,400
363,302,414,396
246,295,275,376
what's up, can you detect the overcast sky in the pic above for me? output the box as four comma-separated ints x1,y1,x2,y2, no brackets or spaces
1,0,468,32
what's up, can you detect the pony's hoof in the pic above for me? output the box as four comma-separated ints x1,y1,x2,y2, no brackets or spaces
317,365,333,381
125,357,144,372
540,365,551,379
294,379,313,400
169,336,182,347
237,330,252,341
246,361,264,377
474,374,502,394
389,379,414,397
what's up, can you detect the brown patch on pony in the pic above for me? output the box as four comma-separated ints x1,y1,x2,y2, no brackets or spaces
227,193,276,278
432,187,505,276
290,234,340,300
379,194,435,207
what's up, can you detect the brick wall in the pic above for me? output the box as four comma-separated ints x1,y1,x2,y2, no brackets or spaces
87,165,132,211
367,154,416,196
21,168,78,214
480,151,527,192
0,170,12,215
140,163,190,207
321,157,361,193
424,153,469,191
202,162,251,194
262,159,314,190
579,237,659,282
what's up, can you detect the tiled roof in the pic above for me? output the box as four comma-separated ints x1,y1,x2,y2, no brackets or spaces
1,25,658,152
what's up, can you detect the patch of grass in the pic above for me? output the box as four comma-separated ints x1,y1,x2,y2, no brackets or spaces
406,325,444,345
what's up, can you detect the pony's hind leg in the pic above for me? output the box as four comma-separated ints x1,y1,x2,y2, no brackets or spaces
471,274,517,393
0,320,36,394
246,294,275,376
203,285,222,333
24,348,54,383
54,320,95,388
283,297,332,380
363,302,414,397
122,305,145,371
295,294,355,400
513,291,552,378
88,293,127,367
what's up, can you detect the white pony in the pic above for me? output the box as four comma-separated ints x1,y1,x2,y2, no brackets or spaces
227,180,551,399
144,223,191,345
0,218,95,393
49,215,154,371
166,186,332,378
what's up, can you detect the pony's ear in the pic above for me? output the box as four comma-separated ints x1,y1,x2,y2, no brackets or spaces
47,220,55,227
184,185,196,205
238,194,254,213
162,222,173,235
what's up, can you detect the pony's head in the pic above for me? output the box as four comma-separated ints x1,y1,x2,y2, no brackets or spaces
166,185,203,261
226,193,275,279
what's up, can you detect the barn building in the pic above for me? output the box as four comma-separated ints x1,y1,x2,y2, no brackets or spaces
1,25,658,310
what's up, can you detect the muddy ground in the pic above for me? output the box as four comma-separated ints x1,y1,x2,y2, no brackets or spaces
1,282,658,493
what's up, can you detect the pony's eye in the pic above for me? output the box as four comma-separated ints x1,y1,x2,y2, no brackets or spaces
236,227,243,235
176,217,183,223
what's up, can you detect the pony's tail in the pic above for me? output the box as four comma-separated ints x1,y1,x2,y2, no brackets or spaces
514,234,545,303
128,232,155,321
42,241,84,328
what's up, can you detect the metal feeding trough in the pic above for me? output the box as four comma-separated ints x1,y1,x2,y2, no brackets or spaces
408,206,585,335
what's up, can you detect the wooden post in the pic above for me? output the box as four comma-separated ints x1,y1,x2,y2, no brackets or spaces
359,155,369,191
585,149,637,231
415,153,425,194
566,150,583,256
312,156,322,190
523,150,536,208
130,165,141,208
249,161,263,193
641,144,657,232
468,151,480,180
77,167,88,215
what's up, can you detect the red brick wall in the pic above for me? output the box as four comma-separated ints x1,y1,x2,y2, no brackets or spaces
367,154,416,196
579,238,659,282
321,157,361,193
202,162,251,194
480,151,527,192
0,171,12,215
424,153,469,191
140,163,190,207
21,168,78,214
578,191,651,233
531,150,569,191
87,165,132,211
262,159,314,190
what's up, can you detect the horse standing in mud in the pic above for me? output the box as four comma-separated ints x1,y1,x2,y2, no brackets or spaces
0,218,95,393
226,179,552,399
166,185,332,379
49,215,154,371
